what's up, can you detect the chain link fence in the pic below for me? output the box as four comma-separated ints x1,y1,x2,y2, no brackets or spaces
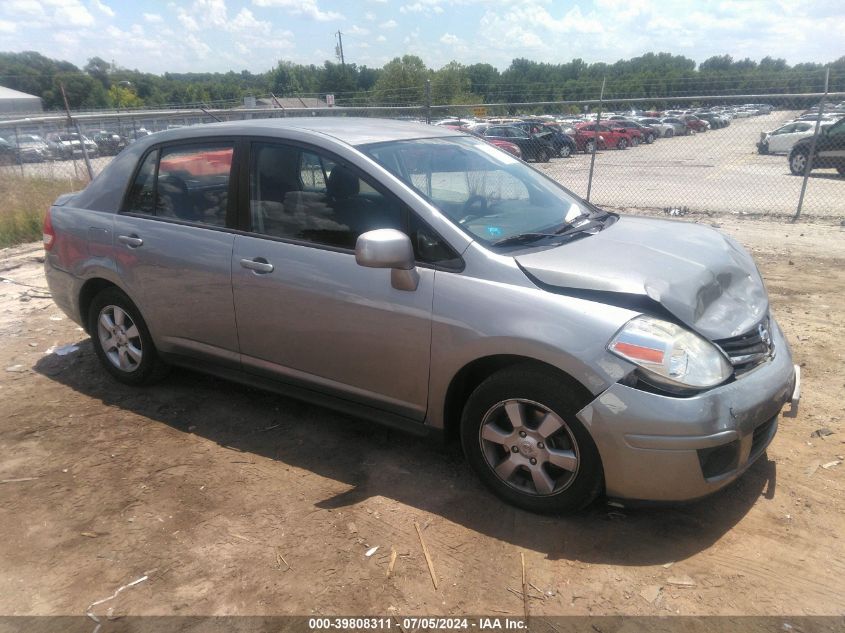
1,89,843,245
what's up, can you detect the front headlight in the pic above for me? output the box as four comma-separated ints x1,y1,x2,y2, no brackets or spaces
608,316,732,391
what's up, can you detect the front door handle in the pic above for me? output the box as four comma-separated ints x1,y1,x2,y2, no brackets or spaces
118,234,143,248
240,257,274,274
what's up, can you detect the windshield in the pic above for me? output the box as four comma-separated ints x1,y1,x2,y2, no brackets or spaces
361,136,603,246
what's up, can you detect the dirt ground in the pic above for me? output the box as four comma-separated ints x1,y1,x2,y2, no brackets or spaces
0,211,843,620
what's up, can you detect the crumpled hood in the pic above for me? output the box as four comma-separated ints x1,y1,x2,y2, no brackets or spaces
515,216,768,340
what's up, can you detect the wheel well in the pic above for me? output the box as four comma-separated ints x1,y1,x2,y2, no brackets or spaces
78,278,119,333
442,355,594,444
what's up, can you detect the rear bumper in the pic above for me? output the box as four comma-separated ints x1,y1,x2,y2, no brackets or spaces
44,259,84,327
577,318,796,501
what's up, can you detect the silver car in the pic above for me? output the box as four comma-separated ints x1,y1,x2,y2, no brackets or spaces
43,119,799,514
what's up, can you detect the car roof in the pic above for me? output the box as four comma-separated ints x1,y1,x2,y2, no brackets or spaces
133,117,462,147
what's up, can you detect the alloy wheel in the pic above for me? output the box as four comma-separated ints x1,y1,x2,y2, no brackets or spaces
478,398,580,497
791,152,807,175
97,305,143,372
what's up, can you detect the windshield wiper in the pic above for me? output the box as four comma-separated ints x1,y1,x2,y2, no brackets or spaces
491,217,607,247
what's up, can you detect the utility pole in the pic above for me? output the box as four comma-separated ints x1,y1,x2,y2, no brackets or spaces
335,30,345,67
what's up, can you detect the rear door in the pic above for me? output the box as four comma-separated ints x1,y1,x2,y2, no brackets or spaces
114,140,240,367
231,140,436,420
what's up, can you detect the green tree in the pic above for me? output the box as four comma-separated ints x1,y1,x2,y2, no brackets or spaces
372,55,428,104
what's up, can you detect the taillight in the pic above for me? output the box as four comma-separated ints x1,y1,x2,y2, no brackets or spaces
43,207,55,250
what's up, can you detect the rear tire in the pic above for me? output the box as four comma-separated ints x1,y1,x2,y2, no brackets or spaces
836,166,845,176
616,138,628,150
665,129,674,138
558,144,572,158
646,133,655,144
631,136,640,147
584,140,596,154
88,287,169,386
460,365,603,514
536,147,550,162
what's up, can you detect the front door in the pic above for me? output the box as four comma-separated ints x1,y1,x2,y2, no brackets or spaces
231,141,434,420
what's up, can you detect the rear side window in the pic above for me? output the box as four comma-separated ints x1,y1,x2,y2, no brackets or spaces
123,143,234,227
124,150,158,215
157,144,233,226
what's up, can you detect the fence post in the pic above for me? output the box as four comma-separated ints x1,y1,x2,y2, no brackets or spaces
59,82,94,181
794,67,829,222
425,79,431,124
586,76,606,204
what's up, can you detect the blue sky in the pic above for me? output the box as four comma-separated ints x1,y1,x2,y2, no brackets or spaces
1,0,844,74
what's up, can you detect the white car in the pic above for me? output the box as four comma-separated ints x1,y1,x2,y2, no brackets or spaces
758,120,833,155
637,117,674,137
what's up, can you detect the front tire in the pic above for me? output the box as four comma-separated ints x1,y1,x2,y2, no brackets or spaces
646,133,655,144
559,144,572,158
584,139,596,154
665,129,674,138
616,138,628,150
88,287,169,385
789,150,808,176
460,365,603,514
536,147,550,162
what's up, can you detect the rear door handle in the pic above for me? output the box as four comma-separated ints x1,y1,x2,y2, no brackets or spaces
240,257,274,274
118,234,143,248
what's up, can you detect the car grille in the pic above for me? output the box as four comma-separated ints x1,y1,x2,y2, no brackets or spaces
714,316,774,375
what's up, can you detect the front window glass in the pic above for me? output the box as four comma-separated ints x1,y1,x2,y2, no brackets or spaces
250,142,404,249
362,136,602,246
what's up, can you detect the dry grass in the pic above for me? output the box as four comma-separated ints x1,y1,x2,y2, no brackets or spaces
0,172,86,248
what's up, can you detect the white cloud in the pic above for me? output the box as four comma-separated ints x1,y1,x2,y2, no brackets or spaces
376,34,386,42
230,8,271,34
400,3,444,14
7,0,45,17
364,11,375,21
439,32,460,45
143,12,163,23
91,0,114,17
252,0,343,22
195,0,227,28
347,24,369,35
52,0,95,26
379,19,397,28
0,19,15,32
177,8,200,31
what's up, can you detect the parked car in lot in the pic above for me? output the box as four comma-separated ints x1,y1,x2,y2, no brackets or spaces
637,117,674,138
758,120,833,155
515,121,577,157
693,112,727,130
14,134,53,162
568,126,607,153
478,125,555,162
576,122,634,149
680,114,709,133
485,138,522,159
660,117,692,136
43,118,799,513
788,116,845,176
93,130,127,156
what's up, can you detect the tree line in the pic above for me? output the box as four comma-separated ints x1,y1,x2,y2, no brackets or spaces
1,50,843,112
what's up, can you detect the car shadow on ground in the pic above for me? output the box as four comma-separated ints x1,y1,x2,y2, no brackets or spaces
36,341,776,567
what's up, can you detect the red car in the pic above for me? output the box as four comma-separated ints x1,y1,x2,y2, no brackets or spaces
486,138,522,159
681,114,709,133
575,122,635,150
605,121,643,146
611,119,658,144
568,126,608,153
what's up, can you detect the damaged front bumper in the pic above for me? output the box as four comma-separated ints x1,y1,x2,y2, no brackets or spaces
577,317,798,502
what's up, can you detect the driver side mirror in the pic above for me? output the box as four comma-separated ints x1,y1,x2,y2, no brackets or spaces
355,229,419,291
